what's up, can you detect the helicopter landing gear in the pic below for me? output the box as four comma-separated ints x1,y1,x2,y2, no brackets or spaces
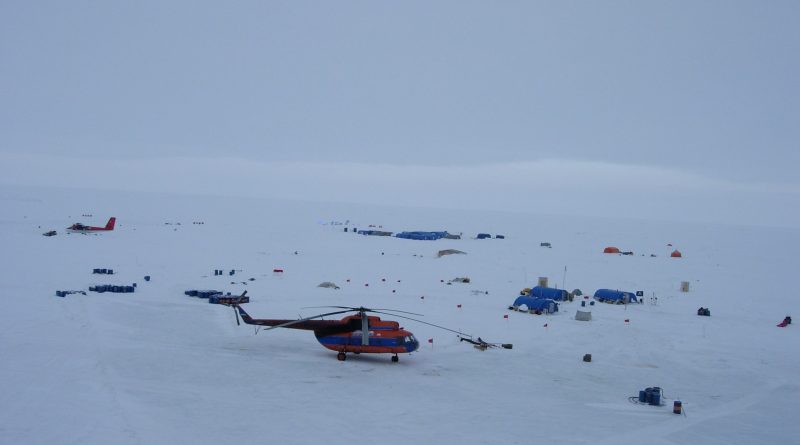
391,354,399,363
337,352,346,361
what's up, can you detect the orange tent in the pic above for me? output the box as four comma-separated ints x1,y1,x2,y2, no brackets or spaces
670,250,682,258
603,246,620,254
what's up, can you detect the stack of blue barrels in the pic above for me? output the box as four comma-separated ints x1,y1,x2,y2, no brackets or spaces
55,290,87,298
638,387,663,406
89,284,136,294
185,289,223,299
89,285,135,293
209,293,250,305
93,268,114,274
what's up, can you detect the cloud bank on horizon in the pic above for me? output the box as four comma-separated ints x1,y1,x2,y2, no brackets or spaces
1,153,797,227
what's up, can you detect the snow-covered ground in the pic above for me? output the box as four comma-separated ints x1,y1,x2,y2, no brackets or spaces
1,185,798,444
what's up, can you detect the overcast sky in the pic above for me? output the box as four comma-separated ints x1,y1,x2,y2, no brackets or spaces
1,1,798,225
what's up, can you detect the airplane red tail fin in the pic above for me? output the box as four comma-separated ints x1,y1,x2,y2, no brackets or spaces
105,217,116,230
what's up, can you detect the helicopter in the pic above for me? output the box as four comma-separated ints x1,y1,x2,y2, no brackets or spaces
223,298,511,362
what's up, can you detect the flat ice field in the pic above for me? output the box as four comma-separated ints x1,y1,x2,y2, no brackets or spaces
1,186,798,444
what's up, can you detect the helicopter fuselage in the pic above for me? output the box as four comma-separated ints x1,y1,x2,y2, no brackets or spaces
314,315,419,354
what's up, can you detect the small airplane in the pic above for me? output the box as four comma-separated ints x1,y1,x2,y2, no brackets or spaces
224,299,509,362
67,217,116,234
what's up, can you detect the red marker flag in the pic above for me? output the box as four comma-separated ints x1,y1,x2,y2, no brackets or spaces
543,323,548,328
428,338,433,344
503,314,509,319
457,304,462,308
624,319,630,323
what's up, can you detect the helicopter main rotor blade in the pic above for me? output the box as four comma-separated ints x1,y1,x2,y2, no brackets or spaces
301,306,424,316
370,310,472,337
259,309,354,331
368,308,424,316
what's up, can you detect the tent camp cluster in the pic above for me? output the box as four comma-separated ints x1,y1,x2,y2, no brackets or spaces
509,286,571,315
509,285,642,317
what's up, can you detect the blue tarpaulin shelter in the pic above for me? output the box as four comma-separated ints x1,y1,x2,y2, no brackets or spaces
530,286,569,301
593,289,638,304
395,231,448,240
476,233,492,239
511,296,559,314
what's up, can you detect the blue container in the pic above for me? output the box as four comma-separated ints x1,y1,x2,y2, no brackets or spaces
96,285,107,293
650,387,662,406
100,269,107,274
638,390,647,403
581,301,586,307
93,268,101,274
144,276,150,281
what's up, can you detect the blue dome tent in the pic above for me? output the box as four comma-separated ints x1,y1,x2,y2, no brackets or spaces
510,296,559,314
593,289,638,304
530,286,570,301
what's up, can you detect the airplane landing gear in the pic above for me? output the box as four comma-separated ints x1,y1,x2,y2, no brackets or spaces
337,352,346,361
391,354,399,363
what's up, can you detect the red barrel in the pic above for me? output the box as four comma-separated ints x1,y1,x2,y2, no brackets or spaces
673,401,682,414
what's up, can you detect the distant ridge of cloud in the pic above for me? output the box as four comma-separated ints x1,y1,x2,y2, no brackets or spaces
0,153,797,227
